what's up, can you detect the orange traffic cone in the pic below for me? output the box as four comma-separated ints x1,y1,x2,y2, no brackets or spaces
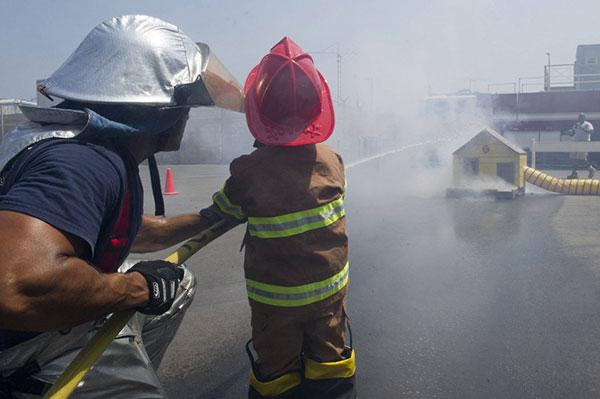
163,168,178,195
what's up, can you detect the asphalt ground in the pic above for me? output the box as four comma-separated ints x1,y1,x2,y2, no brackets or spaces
138,153,600,399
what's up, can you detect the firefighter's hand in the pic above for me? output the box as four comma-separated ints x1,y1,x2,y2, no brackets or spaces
126,260,183,315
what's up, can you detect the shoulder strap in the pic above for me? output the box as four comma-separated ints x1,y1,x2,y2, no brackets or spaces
95,186,132,273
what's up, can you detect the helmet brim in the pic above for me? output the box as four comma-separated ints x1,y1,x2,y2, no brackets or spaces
244,65,335,146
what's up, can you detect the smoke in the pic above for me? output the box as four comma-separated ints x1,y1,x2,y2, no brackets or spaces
336,82,493,202
457,174,518,191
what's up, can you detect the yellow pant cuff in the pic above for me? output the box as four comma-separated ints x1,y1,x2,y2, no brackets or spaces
304,350,356,380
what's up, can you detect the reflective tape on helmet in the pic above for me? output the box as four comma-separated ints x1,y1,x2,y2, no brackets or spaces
246,262,349,307
248,197,345,239
212,188,246,221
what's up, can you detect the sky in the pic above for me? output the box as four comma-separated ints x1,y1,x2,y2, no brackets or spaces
1,0,600,113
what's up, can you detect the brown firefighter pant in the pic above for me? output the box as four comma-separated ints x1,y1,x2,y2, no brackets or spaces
248,298,356,399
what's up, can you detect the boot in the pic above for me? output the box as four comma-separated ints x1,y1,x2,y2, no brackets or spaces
302,349,357,399
589,166,596,179
302,376,356,399
567,171,578,179
248,384,302,399
246,339,302,399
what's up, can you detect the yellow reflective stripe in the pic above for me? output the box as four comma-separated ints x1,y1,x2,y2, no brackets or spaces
246,263,349,307
304,350,356,380
248,208,345,238
249,197,344,225
212,188,246,220
247,197,345,238
248,262,349,294
249,370,301,396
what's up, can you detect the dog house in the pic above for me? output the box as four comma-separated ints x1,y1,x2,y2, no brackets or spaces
453,128,526,190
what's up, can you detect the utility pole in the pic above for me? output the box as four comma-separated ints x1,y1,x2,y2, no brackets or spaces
545,52,552,90
312,45,343,103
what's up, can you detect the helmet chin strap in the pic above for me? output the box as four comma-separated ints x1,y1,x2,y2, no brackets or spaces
147,130,175,217
147,155,165,216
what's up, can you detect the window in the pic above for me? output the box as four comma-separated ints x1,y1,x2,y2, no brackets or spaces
463,158,479,175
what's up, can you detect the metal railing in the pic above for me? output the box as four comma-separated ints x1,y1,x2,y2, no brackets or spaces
544,63,575,90
530,139,600,169
486,64,600,95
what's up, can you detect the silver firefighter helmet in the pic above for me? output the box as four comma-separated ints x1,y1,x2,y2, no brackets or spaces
38,15,244,112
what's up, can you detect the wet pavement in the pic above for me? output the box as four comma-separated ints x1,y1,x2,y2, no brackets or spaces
142,153,600,398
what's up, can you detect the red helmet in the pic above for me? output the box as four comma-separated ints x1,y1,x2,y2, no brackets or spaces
244,37,335,146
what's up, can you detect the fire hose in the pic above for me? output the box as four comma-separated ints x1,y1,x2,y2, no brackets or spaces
43,219,238,399
524,166,600,195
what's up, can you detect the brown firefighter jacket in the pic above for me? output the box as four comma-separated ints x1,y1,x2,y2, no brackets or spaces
213,143,348,311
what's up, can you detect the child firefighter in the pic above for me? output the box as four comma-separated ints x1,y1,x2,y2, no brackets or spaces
202,37,356,399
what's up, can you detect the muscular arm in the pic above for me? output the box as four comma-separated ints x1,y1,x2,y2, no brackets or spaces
133,173,248,254
0,211,149,331
131,213,212,253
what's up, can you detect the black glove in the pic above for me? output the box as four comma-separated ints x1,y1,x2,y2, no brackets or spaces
126,260,184,315
199,203,226,226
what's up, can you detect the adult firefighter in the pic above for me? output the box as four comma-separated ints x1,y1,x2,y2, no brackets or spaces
562,112,596,179
202,37,356,399
0,15,243,397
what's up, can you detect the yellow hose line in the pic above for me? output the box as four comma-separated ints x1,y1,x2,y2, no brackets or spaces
44,219,237,399
523,166,600,195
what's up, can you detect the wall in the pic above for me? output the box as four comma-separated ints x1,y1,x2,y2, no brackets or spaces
575,45,600,90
